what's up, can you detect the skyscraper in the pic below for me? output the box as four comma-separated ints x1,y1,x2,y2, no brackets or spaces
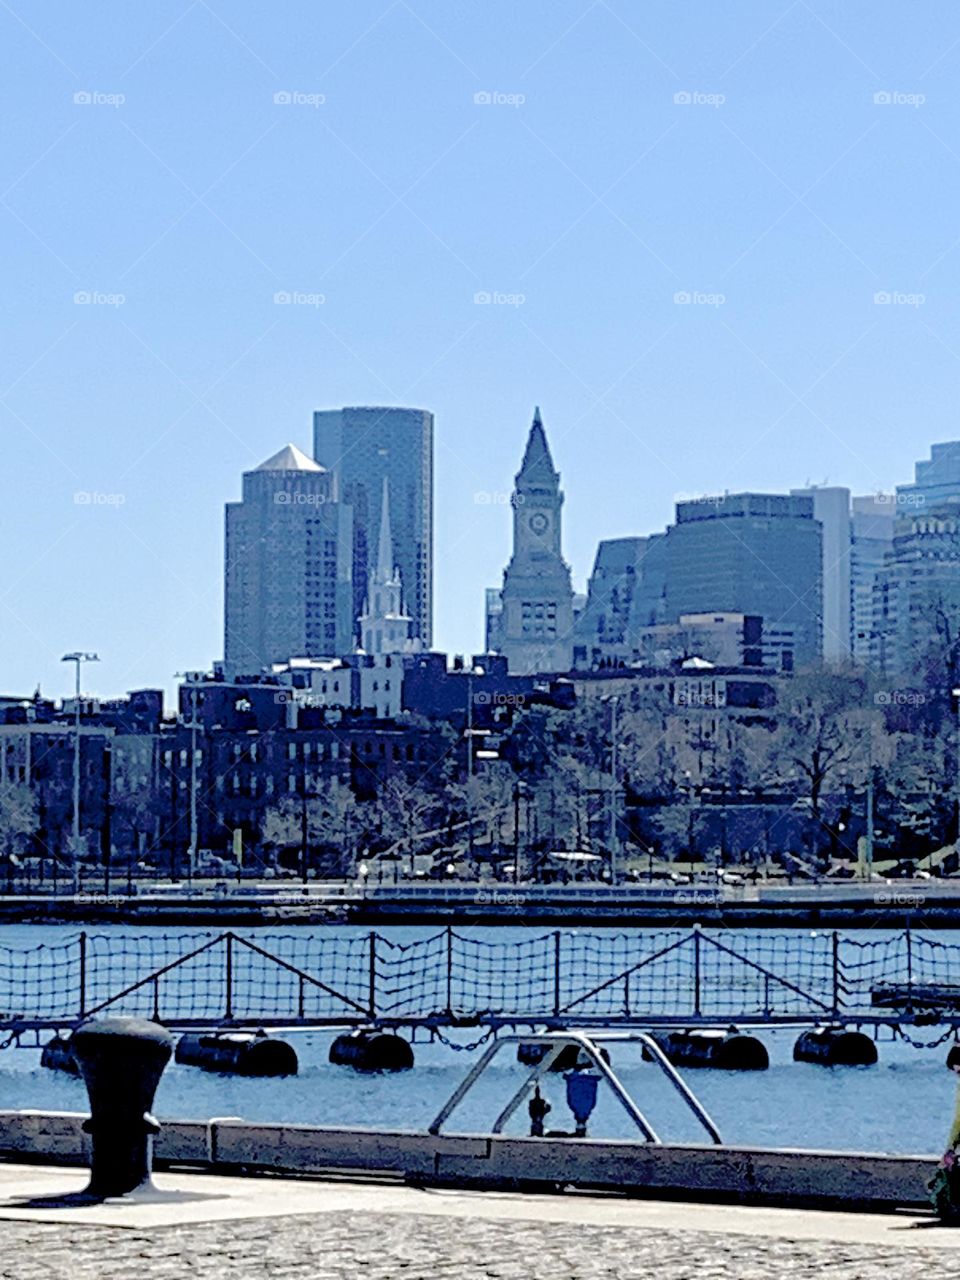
313,407,433,646
572,537,646,667
896,441,960,510
663,494,823,664
790,485,851,662
870,499,960,676
850,495,895,666
497,408,575,675
223,444,353,679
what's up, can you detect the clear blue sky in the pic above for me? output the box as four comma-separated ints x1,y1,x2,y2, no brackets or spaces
3,1,960,704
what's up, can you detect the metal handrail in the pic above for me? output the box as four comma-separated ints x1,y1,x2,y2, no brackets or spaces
428,1030,722,1145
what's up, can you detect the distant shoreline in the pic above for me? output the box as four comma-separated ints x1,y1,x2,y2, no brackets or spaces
0,884,954,929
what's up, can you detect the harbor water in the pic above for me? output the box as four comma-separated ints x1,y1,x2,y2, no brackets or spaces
0,922,955,1156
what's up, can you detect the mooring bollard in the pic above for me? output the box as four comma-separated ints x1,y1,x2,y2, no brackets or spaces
70,1016,174,1199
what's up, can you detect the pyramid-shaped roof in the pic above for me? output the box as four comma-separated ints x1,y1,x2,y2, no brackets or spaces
517,407,558,484
255,443,324,473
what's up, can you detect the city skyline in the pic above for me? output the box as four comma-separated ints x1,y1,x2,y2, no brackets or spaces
6,4,960,701
5,413,956,702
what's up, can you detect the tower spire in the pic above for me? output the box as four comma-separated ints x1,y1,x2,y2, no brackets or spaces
518,405,557,485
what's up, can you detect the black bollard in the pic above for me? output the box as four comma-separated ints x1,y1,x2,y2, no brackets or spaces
70,1016,174,1199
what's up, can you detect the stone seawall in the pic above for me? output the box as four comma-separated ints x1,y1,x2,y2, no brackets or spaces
0,1111,937,1211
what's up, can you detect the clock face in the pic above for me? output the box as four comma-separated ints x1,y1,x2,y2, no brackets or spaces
529,512,549,535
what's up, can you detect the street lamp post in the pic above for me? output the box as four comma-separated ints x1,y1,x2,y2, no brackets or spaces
604,695,620,886
465,665,484,860
513,780,528,885
175,673,202,886
61,651,99,888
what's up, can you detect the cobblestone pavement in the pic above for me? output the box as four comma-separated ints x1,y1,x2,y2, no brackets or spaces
0,1210,952,1280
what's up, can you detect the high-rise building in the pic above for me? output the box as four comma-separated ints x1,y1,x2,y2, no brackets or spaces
663,494,823,664
223,444,353,679
897,442,960,510
572,537,646,667
496,408,575,675
791,485,851,662
358,477,415,657
870,499,960,676
484,587,504,653
850,495,895,667
313,406,433,647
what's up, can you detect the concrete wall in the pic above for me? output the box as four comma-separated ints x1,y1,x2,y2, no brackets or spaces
0,1111,937,1211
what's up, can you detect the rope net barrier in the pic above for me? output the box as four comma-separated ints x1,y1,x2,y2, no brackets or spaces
0,929,957,1030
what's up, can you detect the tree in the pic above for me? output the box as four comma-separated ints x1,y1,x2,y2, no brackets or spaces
262,777,359,877
765,672,884,860
0,783,39,875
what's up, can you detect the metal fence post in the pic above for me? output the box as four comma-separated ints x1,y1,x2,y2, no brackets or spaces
368,931,377,1019
553,930,561,1018
445,925,454,1018
832,930,840,1017
693,925,701,1018
79,931,88,1019
224,931,234,1021
906,926,913,1005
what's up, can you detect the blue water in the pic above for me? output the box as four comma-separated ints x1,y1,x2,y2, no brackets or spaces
0,922,956,1156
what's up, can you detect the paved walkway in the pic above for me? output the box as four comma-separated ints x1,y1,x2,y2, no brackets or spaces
0,1163,957,1279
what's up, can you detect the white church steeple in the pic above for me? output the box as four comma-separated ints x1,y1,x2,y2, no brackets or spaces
359,477,414,656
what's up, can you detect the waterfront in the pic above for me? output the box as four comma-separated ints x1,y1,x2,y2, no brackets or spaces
1,922,958,1157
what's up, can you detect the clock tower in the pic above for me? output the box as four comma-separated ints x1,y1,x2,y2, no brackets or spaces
498,408,575,674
